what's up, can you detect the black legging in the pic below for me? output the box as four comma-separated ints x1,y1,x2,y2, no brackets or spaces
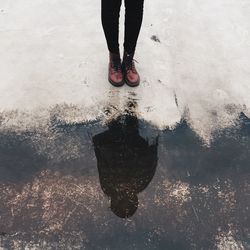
101,0,144,55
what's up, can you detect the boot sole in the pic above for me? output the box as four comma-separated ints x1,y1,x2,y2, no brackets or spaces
108,77,124,87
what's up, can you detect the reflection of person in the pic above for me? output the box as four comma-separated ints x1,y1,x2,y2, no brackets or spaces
101,0,144,87
93,115,158,218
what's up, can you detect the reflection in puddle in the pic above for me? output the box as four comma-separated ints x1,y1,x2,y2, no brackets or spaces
0,107,249,249
93,113,158,218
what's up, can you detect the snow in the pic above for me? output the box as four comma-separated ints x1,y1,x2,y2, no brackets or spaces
0,0,250,141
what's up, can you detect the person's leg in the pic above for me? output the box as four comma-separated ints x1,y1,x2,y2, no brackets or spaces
101,0,122,54
124,0,144,55
101,0,124,86
122,0,144,87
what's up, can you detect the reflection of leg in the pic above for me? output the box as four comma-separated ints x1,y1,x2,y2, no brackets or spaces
104,92,138,123
124,0,144,55
101,0,122,54
125,98,138,117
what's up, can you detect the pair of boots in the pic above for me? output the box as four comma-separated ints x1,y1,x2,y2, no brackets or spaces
108,51,140,87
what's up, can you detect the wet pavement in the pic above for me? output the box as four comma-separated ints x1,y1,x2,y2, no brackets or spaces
0,101,249,250
1,0,250,249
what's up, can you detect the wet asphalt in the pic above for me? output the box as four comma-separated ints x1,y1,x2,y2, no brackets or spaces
0,103,249,249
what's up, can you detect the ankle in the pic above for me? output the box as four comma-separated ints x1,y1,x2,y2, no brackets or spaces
109,51,121,60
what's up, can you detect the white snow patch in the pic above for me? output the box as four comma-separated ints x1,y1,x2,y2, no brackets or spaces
0,0,250,141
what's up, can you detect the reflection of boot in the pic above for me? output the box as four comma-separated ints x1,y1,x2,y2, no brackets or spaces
108,52,124,87
122,51,140,87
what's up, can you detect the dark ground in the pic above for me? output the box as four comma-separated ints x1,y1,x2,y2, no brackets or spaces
0,107,249,249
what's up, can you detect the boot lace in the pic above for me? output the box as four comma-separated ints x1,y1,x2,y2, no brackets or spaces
124,56,138,73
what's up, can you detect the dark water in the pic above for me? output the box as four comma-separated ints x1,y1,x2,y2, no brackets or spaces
0,107,249,249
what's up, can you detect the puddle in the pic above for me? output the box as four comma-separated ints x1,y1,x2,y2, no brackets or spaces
0,101,249,249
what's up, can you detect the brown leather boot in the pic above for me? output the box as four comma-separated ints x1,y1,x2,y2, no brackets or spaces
108,52,124,87
122,51,140,87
